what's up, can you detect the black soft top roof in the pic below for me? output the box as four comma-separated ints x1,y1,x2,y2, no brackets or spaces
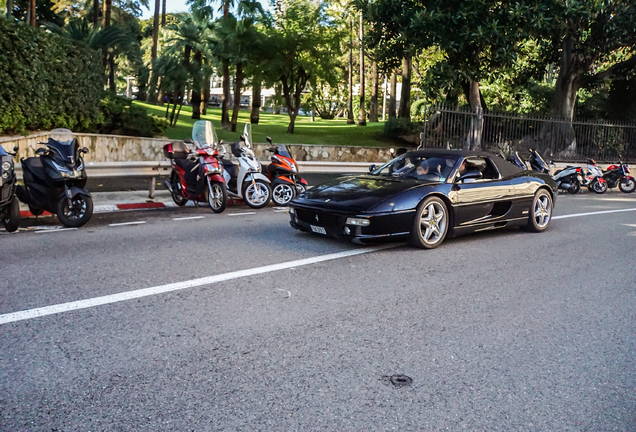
404,148,524,178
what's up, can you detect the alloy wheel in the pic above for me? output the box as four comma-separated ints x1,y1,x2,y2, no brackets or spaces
419,201,447,245
534,194,552,228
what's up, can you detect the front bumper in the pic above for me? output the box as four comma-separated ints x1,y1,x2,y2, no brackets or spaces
288,205,413,243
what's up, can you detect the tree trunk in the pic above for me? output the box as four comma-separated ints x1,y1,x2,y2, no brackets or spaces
170,89,180,125
108,52,116,92
251,80,261,124
102,0,111,28
347,14,354,125
161,0,166,26
190,50,201,120
466,80,483,151
230,63,243,132
29,0,35,25
221,60,231,129
287,112,298,134
398,56,411,119
389,71,397,119
201,70,210,115
92,0,98,27
369,61,379,122
273,85,281,114
6,0,14,17
150,0,160,60
357,12,366,127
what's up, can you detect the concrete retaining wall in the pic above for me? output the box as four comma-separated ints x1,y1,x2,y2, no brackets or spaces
0,132,395,163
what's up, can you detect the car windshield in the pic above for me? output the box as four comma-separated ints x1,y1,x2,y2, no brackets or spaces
532,150,550,171
274,145,292,158
192,120,217,149
371,155,459,181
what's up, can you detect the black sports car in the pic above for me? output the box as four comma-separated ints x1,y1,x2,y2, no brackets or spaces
288,149,558,249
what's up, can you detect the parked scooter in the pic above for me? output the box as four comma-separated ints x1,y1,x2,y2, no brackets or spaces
580,158,608,194
1,145,20,232
163,120,228,213
263,137,308,206
602,157,635,193
220,124,272,209
528,149,583,194
16,129,93,227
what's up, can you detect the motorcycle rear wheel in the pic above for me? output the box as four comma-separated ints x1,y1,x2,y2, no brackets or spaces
619,177,636,193
170,172,188,206
2,196,20,232
567,178,580,194
57,194,93,227
207,180,227,213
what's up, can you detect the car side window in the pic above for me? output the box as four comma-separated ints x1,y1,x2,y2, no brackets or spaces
457,157,500,182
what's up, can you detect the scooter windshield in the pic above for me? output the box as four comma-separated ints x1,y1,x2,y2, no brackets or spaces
275,145,292,158
243,123,253,148
0,146,7,157
48,128,77,162
192,120,217,149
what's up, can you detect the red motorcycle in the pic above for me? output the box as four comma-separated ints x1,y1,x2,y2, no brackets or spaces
603,158,635,193
163,120,228,213
263,136,308,206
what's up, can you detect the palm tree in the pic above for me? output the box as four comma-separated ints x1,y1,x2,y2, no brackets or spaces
165,13,213,119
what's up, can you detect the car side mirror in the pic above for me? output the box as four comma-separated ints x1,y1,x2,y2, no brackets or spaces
266,136,272,144
458,171,483,182
369,164,376,173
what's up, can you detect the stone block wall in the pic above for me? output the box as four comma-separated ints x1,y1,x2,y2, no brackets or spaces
0,132,396,163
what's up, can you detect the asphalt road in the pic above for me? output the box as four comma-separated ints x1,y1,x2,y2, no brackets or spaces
1,191,636,431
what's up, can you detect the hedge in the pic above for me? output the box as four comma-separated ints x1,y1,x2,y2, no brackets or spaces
0,17,103,135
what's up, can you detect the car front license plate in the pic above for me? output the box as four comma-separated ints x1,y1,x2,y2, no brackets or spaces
310,225,326,235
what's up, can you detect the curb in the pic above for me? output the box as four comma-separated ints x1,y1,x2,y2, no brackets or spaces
19,199,246,219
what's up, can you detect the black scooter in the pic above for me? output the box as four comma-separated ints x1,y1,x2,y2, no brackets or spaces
16,129,93,227
1,145,20,232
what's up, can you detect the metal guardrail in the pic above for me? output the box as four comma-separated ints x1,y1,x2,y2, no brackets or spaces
14,161,380,199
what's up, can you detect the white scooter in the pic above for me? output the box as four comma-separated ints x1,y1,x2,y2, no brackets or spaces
220,124,272,208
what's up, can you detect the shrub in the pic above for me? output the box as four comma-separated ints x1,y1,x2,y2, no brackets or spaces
383,118,421,138
100,92,168,137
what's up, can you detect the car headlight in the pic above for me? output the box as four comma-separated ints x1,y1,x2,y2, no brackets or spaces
1,161,11,171
346,217,370,226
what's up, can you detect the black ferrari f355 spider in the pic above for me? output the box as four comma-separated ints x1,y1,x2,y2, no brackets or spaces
288,149,558,249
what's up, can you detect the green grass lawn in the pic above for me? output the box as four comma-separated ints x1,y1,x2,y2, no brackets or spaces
134,101,401,147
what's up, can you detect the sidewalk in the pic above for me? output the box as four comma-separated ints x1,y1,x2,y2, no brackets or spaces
18,190,219,218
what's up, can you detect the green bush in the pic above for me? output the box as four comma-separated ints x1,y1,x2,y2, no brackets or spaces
383,118,420,138
0,17,103,135
100,92,169,137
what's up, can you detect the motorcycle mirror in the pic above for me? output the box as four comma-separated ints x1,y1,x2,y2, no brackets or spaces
266,136,272,144
35,148,47,156
369,164,376,172
13,146,18,152
240,135,245,142
184,138,193,144
80,147,89,154
389,148,395,155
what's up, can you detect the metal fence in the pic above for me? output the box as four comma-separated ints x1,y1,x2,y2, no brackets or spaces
419,105,636,163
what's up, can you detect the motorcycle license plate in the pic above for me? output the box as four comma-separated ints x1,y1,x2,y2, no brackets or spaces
311,225,327,235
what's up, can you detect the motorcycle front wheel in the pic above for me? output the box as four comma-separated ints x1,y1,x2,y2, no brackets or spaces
619,176,636,193
243,180,271,209
57,194,93,227
272,181,296,206
207,180,227,213
592,179,608,194
2,196,20,232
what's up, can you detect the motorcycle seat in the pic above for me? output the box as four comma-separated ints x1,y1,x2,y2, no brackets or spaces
221,158,239,178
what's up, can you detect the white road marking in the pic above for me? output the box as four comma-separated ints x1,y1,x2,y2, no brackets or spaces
273,207,288,210
35,228,78,233
228,212,256,216
273,209,289,213
172,216,205,221
552,207,636,220
109,221,147,227
0,245,397,325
